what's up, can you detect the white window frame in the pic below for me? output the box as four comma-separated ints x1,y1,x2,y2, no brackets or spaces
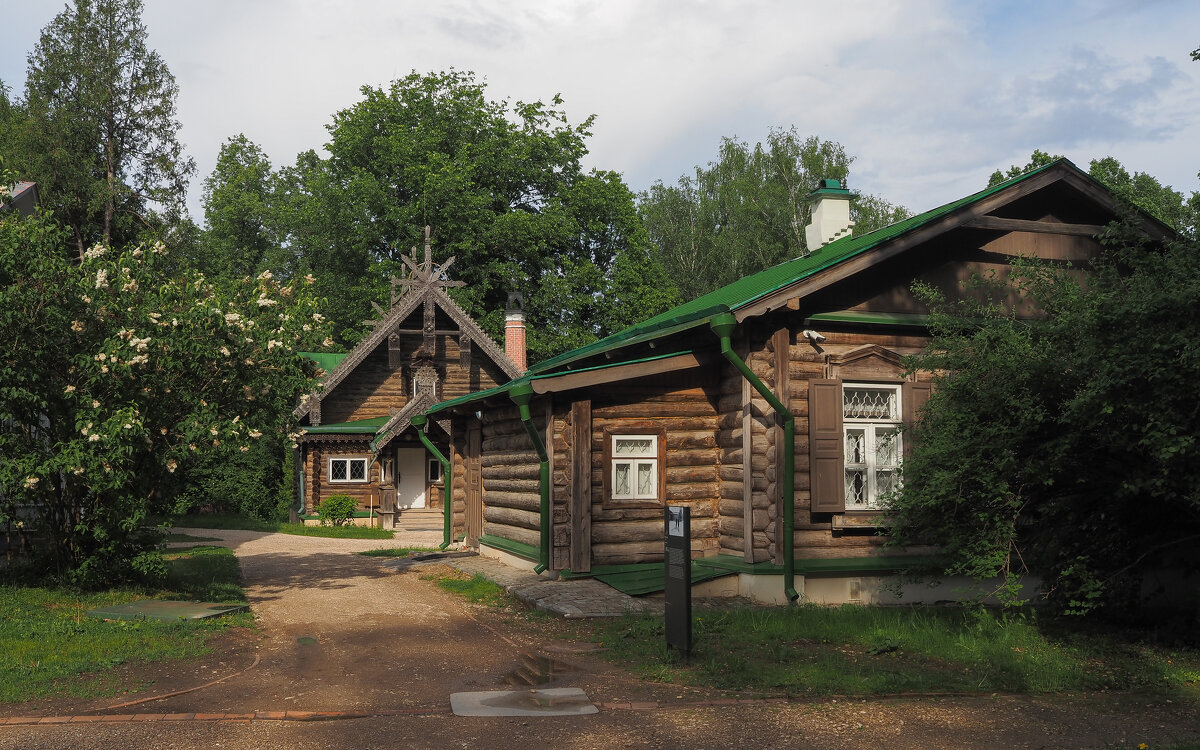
842,383,903,510
610,434,659,502
427,458,442,484
328,456,369,484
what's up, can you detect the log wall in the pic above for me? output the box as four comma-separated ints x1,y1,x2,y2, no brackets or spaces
714,329,775,563
480,404,545,551
588,372,721,566
300,440,383,514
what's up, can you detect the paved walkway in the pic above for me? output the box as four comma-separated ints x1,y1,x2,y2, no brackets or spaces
387,551,663,618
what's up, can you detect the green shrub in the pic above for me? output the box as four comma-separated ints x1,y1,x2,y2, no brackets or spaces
317,494,357,526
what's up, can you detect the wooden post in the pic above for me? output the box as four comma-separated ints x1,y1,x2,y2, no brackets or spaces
570,399,592,572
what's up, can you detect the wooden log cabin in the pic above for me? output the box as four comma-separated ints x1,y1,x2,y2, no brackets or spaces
420,160,1171,604
293,228,523,529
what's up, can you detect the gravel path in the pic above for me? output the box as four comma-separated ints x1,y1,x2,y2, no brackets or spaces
3,529,1199,749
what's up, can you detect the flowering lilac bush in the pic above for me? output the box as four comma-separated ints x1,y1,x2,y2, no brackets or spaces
0,208,332,585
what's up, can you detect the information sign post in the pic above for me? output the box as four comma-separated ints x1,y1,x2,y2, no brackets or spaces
664,505,692,655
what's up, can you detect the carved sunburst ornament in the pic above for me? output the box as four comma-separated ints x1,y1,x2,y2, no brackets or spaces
390,225,465,308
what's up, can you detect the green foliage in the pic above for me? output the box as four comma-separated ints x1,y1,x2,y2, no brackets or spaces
173,434,291,521
5,0,194,256
0,205,332,587
1087,156,1199,236
638,128,909,300
316,494,357,526
987,148,1062,187
891,219,1200,616
239,70,677,360
194,134,283,281
987,150,1199,235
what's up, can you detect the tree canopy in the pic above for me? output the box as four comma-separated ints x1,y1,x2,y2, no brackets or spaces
0,204,330,585
638,128,910,300
209,70,678,360
890,219,1200,616
989,150,1199,236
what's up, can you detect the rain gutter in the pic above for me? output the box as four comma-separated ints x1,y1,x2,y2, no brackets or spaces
410,414,452,550
709,312,799,602
509,382,550,574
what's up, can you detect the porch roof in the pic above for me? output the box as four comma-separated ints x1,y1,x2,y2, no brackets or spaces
302,415,390,434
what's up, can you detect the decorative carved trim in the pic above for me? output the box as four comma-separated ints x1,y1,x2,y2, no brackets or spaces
824,344,906,380
370,391,438,453
295,285,521,420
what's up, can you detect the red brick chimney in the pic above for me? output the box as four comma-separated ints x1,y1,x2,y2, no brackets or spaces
505,291,527,372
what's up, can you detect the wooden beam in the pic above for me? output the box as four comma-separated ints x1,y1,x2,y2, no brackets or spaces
964,216,1104,236
530,352,711,394
390,328,467,336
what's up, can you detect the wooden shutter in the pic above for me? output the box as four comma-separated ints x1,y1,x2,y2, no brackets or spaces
902,381,932,459
809,379,845,513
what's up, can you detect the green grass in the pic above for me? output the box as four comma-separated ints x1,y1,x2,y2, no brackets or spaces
592,604,1200,698
428,572,511,606
358,547,439,558
0,545,250,704
171,512,395,539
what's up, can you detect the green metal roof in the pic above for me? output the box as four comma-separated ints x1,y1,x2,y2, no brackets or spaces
422,159,1074,417
299,351,348,372
302,415,390,435
526,160,1068,376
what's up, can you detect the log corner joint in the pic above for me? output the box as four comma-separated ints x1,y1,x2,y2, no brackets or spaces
709,313,799,603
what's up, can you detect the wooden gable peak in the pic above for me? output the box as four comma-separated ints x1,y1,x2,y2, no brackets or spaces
295,227,523,421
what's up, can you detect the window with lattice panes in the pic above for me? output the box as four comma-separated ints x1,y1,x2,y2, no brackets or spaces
610,435,659,501
329,456,368,483
842,384,902,509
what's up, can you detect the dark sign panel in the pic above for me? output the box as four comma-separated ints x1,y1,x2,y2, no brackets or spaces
664,505,691,654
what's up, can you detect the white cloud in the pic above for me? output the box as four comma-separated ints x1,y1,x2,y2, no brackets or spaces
4,0,1199,222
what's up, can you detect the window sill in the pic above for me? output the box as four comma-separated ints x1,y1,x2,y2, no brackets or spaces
833,512,890,530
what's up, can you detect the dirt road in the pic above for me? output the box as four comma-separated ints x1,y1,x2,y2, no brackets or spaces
2,530,1198,749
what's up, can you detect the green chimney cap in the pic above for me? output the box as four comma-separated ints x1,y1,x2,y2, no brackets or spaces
808,178,854,200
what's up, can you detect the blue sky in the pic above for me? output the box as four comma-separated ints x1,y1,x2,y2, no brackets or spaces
2,1,1197,224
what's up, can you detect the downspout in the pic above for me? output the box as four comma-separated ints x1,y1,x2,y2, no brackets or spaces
509,382,550,574
710,313,799,602
410,414,453,550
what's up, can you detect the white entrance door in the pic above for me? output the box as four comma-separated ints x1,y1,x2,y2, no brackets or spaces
396,448,426,509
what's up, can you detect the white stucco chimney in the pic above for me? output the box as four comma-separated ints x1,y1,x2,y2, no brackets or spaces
804,178,855,251
504,290,527,372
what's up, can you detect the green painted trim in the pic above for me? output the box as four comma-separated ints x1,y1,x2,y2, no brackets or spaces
302,416,390,434
478,534,538,562
806,311,931,327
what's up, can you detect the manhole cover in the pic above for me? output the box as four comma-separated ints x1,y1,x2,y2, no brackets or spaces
450,688,598,717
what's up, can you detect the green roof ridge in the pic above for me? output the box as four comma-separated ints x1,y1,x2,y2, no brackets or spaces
422,158,1075,416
